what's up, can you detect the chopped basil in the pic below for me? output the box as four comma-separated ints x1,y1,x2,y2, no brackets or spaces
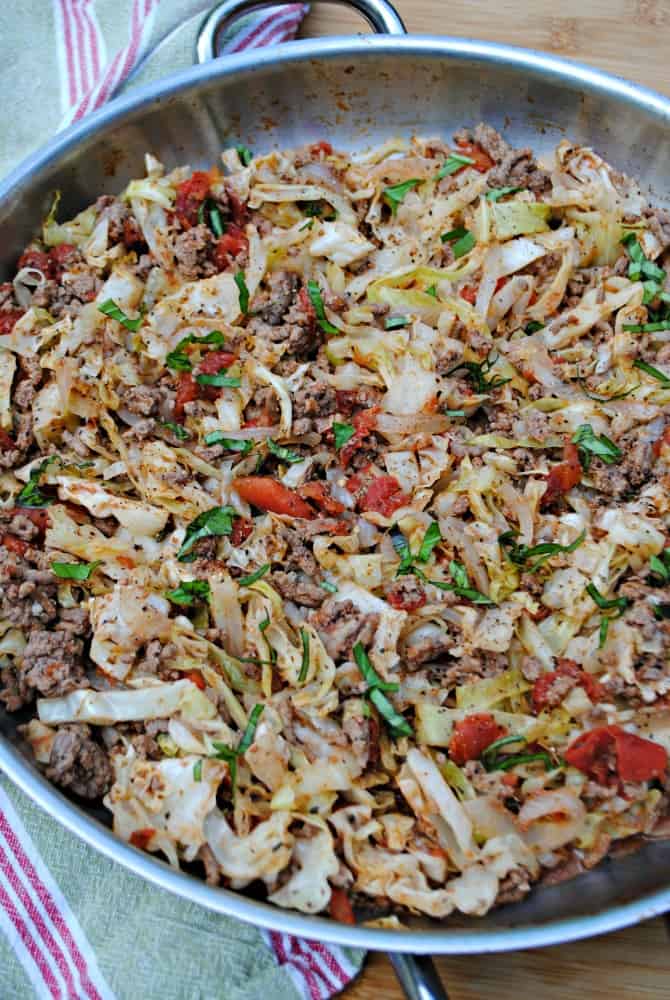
306,279,338,335
621,233,666,283
623,321,670,333
196,369,242,388
481,733,553,772
445,409,465,417
446,353,510,394
382,178,421,213
572,424,621,470
436,153,474,179
633,358,670,387
203,433,252,453
238,564,270,587
162,422,191,440
441,226,476,258
258,614,277,665
654,604,670,620
385,315,410,330
495,751,553,771
333,422,356,450
445,559,495,604
210,704,264,795
236,144,253,166
499,529,585,573
235,270,250,314
353,641,412,738
51,560,101,581
525,320,544,334
301,201,323,217
486,186,523,201
165,579,211,606
320,579,338,593
267,439,302,464
98,298,143,332
586,582,629,648
577,378,638,402
198,199,224,237
417,521,442,562
299,219,315,231
651,548,670,586
16,458,54,508
165,330,226,372
425,284,438,298
193,759,203,782
177,506,236,561
298,628,310,683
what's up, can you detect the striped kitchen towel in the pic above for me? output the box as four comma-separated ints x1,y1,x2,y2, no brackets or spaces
0,3,365,998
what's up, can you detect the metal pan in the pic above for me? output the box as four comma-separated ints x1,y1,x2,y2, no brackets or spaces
2,2,670,997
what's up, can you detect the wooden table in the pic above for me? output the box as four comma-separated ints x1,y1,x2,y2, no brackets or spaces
299,2,670,996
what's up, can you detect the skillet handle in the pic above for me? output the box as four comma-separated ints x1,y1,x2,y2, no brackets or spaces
196,0,407,63
389,953,449,1000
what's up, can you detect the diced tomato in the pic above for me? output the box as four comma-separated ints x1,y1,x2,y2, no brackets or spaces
459,285,477,304
0,310,24,335
230,517,254,546
116,555,136,569
185,669,206,691
565,725,668,786
335,389,358,415
12,507,50,535
310,141,333,157
213,225,248,270
329,887,356,925
18,248,50,273
228,191,249,227
175,171,211,229
297,480,345,515
340,406,378,468
129,828,155,850
494,276,509,294
358,475,408,517
234,476,315,518
48,243,78,278
448,712,508,765
122,216,144,248
297,285,317,326
174,372,198,421
196,350,237,375
387,584,426,612
532,659,604,713
502,772,520,788
1,534,29,556
542,441,582,506
455,140,495,173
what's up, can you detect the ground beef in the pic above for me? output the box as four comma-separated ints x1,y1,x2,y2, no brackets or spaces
45,724,113,800
520,655,544,681
198,844,222,886
278,524,320,577
0,546,58,627
242,386,280,427
272,570,325,608
135,639,179,678
21,629,85,697
0,663,32,711
588,432,653,498
342,701,377,771
173,224,217,280
123,383,166,417
402,629,452,668
95,195,145,248
13,353,43,411
55,606,91,637
311,598,379,661
496,869,532,905
460,123,551,194
0,510,42,542
253,269,299,326
32,265,102,319
293,379,338,421
644,206,670,252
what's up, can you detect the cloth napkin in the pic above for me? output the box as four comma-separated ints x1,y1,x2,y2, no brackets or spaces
0,4,365,997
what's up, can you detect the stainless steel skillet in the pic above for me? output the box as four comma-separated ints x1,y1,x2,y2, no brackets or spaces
2,2,670,997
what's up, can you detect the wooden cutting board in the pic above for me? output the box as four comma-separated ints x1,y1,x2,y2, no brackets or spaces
300,2,670,996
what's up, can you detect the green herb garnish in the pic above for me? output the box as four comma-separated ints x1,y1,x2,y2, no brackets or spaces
177,506,236,561
235,270,250,314
211,704,264,795
633,358,670,387
446,353,510,394
165,330,226,372
650,551,670,582
385,315,410,330
267,439,302,464
306,279,338,335
481,734,553,772
444,560,495,604
161,422,191,440
98,298,143,332
445,409,466,417
436,153,474,179
238,564,270,587
193,759,203,782
525,320,544,334
441,226,476,258
236,144,253,166
499,529,585,573
16,458,54,508
202,433,252,454
51,560,101,581
165,579,211,606
586,582,629,648
572,424,621,471
196,369,242,388
353,641,412,738
333,422,356,450
298,628,310,684
320,579,338,593
425,284,437,298
486,186,523,201
382,178,421,213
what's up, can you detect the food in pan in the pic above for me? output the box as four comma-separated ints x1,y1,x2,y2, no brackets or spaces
1,124,670,922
